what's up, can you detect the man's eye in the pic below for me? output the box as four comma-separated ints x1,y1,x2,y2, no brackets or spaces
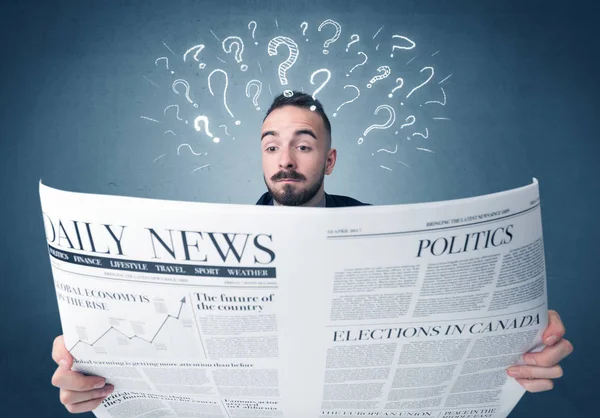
298,146,311,151
266,146,277,152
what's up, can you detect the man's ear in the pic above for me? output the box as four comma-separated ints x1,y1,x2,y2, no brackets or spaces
325,148,337,175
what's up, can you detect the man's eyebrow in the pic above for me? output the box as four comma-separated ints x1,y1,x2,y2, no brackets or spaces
261,129,317,140
295,129,317,140
261,130,277,140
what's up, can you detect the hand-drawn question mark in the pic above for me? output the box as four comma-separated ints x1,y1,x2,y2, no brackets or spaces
208,69,240,125
222,36,247,71
172,79,196,108
346,34,359,52
390,35,416,57
333,85,360,117
246,79,263,110
376,144,398,154
318,19,341,55
388,78,404,99
347,51,368,76
248,21,258,45
367,66,391,88
358,104,396,144
267,36,299,87
183,45,206,69
164,104,185,123
177,143,208,156
219,125,230,137
300,22,309,41
155,57,174,74
424,87,447,106
406,66,434,99
310,68,331,100
194,115,220,143
399,115,416,137
413,128,429,138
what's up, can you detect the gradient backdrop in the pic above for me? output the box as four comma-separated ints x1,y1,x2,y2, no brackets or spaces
1,0,598,417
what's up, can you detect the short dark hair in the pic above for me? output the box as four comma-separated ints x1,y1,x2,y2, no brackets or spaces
263,91,332,140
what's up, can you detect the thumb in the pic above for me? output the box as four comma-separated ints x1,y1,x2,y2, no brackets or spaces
51,335,74,370
542,310,566,346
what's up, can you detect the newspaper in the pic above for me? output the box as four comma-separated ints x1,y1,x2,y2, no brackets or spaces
39,178,548,418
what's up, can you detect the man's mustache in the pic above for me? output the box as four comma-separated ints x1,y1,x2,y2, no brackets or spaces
271,170,305,181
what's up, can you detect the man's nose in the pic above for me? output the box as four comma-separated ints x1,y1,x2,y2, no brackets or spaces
278,147,296,169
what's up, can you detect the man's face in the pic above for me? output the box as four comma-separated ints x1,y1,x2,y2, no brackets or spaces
261,105,336,206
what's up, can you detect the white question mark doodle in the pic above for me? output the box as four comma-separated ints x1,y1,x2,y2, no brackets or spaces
208,69,241,125
412,128,429,139
183,44,206,69
390,35,416,57
222,36,248,71
424,87,447,106
219,125,230,137
267,36,299,86
400,115,416,130
310,68,331,100
346,34,360,52
376,144,398,154
367,66,391,88
406,66,434,99
347,51,368,76
388,78,404,99
318,19,341,55
333,85,360,117
245,79,263,110
177,143,207,156
358,104,396,144
194,115,220,143
300,21,309,41
248,21,258,45
172,79,197,108
164,104,184,123
155,57,174,74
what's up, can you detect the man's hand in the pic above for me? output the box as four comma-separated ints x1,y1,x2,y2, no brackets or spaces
51,335,114,413
507,310,574,392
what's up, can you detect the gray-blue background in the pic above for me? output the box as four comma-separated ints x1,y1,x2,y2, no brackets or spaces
1,0,598,417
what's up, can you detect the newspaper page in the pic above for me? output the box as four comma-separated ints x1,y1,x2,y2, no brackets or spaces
39,182,309,418
39,179,547,418
278,179,547,418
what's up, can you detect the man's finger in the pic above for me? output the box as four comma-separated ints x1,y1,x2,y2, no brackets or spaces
51,335,73,370
523,339,574,367
60,385,114,406
542,310,566,346
507,365,563,380
65,396,110,414
51,368,106,392
515,378,554,393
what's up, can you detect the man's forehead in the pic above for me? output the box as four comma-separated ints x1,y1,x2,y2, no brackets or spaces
262,106,324,132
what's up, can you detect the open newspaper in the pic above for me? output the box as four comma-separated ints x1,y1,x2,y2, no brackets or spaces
39,179,548,418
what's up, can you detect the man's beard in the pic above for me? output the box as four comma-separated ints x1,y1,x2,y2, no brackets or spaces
264,166,325,206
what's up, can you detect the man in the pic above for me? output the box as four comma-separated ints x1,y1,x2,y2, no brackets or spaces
50,92,573,413
256,92,369,207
